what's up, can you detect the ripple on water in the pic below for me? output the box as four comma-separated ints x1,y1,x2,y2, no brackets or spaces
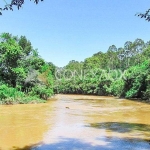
0,94,150,150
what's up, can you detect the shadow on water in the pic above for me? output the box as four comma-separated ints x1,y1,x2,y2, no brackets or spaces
2,122,150,150
3,122,150,150
9,136,150,150
118,97,150,104
86,122,150,133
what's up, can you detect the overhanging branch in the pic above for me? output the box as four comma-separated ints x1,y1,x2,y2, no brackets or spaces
0,0,43,15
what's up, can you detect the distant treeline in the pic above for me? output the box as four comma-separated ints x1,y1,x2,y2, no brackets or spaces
54,39,150,100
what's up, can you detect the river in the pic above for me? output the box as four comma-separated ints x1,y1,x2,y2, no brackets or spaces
0,94,150,150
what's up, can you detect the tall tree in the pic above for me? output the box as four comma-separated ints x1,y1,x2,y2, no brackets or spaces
0,33,25,87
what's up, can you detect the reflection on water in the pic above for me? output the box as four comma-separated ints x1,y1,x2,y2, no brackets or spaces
0,94,150,150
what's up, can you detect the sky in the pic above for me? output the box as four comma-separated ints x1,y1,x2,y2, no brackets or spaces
0,0,150,67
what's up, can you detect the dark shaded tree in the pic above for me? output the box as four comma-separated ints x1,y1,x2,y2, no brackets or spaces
136,9,150,21
0,0,43,15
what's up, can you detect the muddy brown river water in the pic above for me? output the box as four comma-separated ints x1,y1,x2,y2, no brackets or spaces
0,94,150,150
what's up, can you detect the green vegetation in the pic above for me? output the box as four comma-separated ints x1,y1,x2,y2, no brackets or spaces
54,39,150,101
0,32,150,104
0,32,53,104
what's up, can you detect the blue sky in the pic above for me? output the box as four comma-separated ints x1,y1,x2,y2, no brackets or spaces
0,0,150,67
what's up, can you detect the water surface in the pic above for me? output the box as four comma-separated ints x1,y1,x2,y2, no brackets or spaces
0,95,150,150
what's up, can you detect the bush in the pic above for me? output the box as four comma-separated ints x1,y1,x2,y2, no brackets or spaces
32,85,53,100
106,79,124,97
122,60,149,99
0,84,45,104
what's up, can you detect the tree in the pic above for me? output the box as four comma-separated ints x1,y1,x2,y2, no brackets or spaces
18,36,32,55
0,32,54,103
48,62,56,76
136,9,150,21
65,60,83,72
107,45,119,69
0,33,26,87
0,0,43,15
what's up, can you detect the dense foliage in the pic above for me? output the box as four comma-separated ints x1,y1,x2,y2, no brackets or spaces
54,38,150,101
0,32,149,104
0,32,53,104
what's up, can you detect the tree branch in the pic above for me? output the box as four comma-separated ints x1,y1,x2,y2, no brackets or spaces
136,9,150,21
0,0,44,15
